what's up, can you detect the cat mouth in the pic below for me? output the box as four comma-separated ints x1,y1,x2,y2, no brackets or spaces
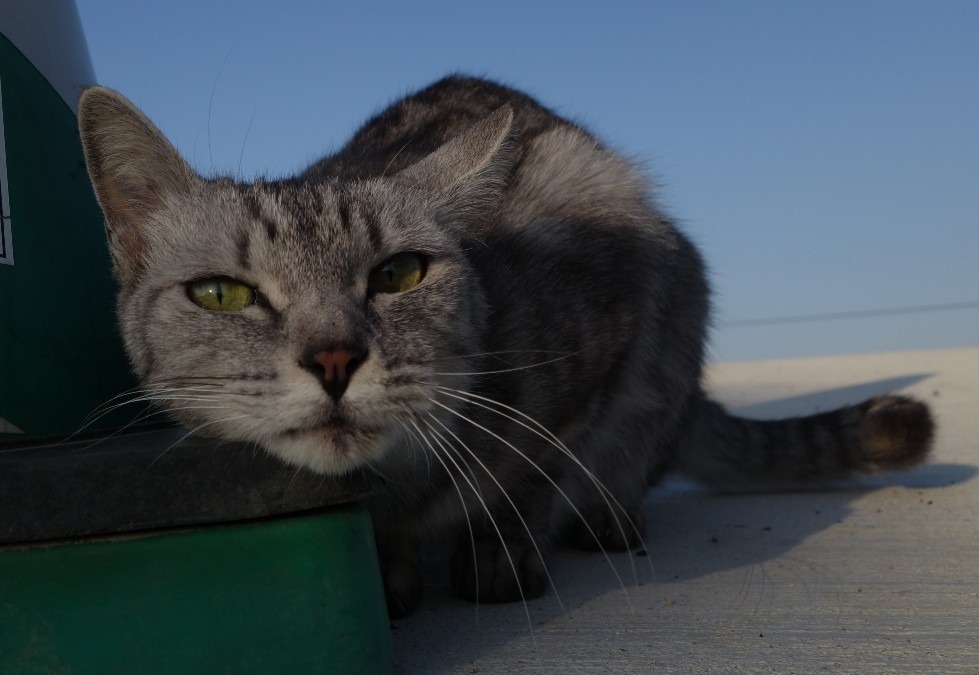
270,407,396,475
294,404,356,429
274,419,378,475
285,409,385,446
288,417,355,438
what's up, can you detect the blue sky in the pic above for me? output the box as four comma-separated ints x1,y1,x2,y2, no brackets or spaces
76,0,979,362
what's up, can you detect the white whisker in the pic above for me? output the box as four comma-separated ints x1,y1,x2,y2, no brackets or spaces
403,419,482,615
427,348,583,363
429,398,634,607
424,412,566,616
415,416,540,646
143,413,250,473
435,386,652,580
433,349,588,377
75,384,157,428
72,385,227,438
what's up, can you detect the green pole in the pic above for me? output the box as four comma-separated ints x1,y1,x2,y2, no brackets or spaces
0,0,135,442
0,8,395,673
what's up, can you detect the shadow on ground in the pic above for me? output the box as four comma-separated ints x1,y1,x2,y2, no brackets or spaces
725,373,934,418
390,372,975,672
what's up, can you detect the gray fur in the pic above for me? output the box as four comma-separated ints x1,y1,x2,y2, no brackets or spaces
79,76,934,617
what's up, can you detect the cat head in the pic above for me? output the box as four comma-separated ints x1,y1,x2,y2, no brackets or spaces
78,87,515,475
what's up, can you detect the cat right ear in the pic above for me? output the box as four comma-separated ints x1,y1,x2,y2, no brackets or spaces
395,105,517,223
78,87,196,284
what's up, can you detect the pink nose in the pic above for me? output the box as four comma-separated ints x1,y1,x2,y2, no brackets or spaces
313,349,356,385
300,345,366,401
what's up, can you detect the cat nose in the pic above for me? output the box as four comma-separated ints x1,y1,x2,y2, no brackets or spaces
300,343,368,401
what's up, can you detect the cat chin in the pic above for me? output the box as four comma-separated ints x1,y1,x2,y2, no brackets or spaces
264,425,388,476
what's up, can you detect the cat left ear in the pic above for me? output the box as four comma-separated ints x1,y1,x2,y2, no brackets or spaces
395,105,516,217
78,86,197,284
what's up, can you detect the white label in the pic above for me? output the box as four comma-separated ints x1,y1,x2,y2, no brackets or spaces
0,75,12,265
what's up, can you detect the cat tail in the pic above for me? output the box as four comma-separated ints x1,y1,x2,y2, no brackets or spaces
673,394,934,491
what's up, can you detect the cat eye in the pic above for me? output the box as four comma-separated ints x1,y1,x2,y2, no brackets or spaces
368,253,427,294
187,277,257,312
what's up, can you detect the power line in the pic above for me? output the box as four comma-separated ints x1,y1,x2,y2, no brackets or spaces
719,300,979,328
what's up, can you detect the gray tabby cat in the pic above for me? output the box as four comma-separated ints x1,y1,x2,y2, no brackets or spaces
78,76,933,617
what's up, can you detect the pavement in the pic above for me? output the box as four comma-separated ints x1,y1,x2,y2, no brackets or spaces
389,348,979,673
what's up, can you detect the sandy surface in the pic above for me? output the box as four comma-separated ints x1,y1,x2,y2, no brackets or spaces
390,348,979,673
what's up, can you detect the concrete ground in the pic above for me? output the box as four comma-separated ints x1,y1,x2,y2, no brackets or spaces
390,348,979,673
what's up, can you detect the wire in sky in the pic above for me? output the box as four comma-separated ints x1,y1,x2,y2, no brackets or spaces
720,300,979,328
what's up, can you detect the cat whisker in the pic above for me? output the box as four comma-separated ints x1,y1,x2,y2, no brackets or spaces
75,384,162,430
431,348,591,377
379,134,421,179
401,416,434,480
402,420,483,599
360,455,402,488
139,395,226,404
428,398,634,608
285,461,312,492
144,382,226,391
434,385,652,580
67,405,152,446
426,348,579,363
412,417,540,645
71,397,240,457
402,420,486,619
423,411,566,616
77,381,259,436
146,374,268,391
237,103,259,181
205,46,235,174
417,419,484,504
67,386,230,447
394,421,430,482
150,385,264,398
143,413,250,474
72,386,192,436
74,393,222,435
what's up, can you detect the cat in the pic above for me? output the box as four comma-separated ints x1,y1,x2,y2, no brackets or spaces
78,75,934,617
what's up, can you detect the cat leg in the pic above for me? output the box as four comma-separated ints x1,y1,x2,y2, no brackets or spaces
566,496,646,551
449,481,555,604
561,431,660,552
450,526,549,603
375,531,423,618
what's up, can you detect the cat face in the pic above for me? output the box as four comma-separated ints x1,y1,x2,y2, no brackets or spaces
123,180,483,473
78,88,513,474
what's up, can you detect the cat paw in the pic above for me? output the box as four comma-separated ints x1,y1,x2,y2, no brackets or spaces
450,537,547,603
566,503,646,552
382,555,423,618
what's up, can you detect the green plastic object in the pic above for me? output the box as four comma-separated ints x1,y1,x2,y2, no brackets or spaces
0,505,394,674
0,7,395,672
0,2,134,442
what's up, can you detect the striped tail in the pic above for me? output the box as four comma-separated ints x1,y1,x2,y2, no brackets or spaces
675,394,934,491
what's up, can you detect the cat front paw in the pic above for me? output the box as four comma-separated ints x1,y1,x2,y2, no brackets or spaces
450,536,547,603
382,555,423,618
566,502,646,552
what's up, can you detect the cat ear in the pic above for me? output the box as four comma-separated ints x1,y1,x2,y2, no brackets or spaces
395,105,516,218
79,86,197,284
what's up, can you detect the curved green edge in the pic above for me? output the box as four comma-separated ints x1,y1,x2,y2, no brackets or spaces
0,505,394,674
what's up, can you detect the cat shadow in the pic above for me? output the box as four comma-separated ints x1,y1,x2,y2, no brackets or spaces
390,372,976,671
715,372,935,418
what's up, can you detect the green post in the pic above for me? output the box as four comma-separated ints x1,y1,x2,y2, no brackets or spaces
0,4,395,672
0,0,134,442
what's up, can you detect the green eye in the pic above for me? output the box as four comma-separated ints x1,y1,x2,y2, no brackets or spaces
368,253,427,294
187,277,257,311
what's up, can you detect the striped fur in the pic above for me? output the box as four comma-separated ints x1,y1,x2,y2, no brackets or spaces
79,76,933,617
